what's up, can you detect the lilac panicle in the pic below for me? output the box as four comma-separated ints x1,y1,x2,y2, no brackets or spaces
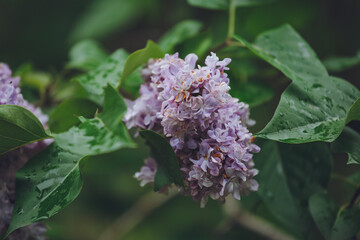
125,53,260,207
0,63,49,239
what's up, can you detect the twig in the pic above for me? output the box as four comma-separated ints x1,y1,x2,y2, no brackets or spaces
211,42,228,53
218,197,295,240
347,186,360,209
226,0,236,41
97,188,178,240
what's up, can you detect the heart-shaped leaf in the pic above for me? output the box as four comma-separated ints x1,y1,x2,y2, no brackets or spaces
234,25,360,143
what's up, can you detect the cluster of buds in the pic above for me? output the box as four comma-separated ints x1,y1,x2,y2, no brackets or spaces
0,63,48,239
124,53,260,207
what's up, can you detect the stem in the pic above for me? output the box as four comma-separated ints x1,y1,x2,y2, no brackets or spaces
219,198,295,240
97,189,178,240
347,186,360,209
227,0,236,41
210,42,228,53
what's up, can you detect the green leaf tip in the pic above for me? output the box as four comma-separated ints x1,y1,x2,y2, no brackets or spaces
119,40,164,87
0,105,52,155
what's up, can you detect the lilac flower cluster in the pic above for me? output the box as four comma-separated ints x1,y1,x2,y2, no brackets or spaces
0,63,48,239
124,53,260,207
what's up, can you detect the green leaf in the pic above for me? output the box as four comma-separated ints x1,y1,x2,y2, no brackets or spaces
230,82,274,107
139,130,183,191
51,80,85,103
48,98,99,133
254,141,301,230
69,0,153,43
179,30,213,60
309,192,360,240
187,0,276,10
234,25,360,143
346,96,360,123
5,143,85,238
308,192,338,240
15,63,51,97
331,127,360,164
5,85,134,237
254,139,332,238
54,85,134,155
54,117,134,156
55,116,134,157
324,50,360,73
158,20,203,53
67,39,108,71
121,68,143,97
75,49,128,105
97,84,128,133
120,40,164,85
0,105,50,155
331,204,360,240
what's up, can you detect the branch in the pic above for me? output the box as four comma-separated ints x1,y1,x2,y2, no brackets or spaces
347,186,360,209
227,0,236,41
218,197,296,240
97,189,178,240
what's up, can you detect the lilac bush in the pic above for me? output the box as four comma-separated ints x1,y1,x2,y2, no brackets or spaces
0,63,49,239
124,53,260,207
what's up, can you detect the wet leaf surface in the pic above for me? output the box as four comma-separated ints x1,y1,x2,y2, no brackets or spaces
234,25,360,143
5,85,135,236
75,49,128,105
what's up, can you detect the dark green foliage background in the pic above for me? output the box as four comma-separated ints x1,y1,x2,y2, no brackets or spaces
1,0,360,239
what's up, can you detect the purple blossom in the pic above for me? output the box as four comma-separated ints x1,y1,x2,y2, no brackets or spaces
134,158,157,187
0,63,49,239
124,53,260,207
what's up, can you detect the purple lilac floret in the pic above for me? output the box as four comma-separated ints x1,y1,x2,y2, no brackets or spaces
124,53,260,207
0,63,49,239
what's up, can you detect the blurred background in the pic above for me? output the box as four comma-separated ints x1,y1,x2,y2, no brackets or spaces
1,0,360,239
